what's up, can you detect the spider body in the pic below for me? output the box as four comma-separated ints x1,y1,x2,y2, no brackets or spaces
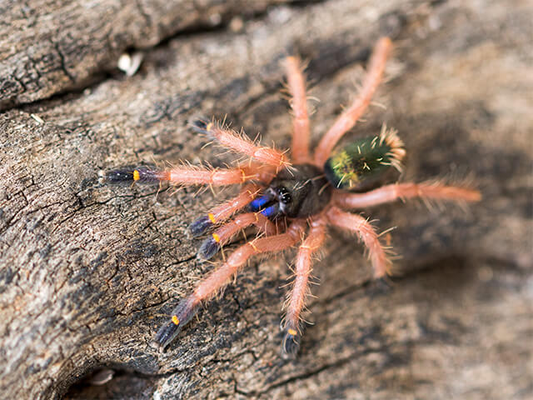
250,163,331,219
103,37,480,356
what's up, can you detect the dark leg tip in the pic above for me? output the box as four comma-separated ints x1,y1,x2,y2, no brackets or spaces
371,276,393,297
150,338,167,353
198,236,221,260
189,216,214,237
101,165,160,185
153,297,199,350
102,168,136,184
281,330,301,358
191,118,210,134
153,322,181,351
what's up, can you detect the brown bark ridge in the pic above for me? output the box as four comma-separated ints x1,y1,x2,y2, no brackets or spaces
0,0,291,109
0,0,531,399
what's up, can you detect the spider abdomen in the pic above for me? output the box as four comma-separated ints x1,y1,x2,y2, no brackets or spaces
324,126,405,191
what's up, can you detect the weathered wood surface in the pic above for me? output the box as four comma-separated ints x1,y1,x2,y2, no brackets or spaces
0,0,289,109
0,0,531,399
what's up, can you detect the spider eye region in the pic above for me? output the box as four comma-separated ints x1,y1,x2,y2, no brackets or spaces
250,164,332,219
278,187,292,204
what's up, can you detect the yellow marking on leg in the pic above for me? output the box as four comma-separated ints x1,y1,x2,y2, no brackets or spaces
206,122,213,131
133,170,140,181
212,233,221,243
287,328,298,336
171,315,180,325
208,213,216,224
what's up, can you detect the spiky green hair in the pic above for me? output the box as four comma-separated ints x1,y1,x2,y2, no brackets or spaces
324,125,405,190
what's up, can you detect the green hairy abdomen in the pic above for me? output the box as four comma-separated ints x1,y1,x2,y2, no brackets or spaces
324,136,396,190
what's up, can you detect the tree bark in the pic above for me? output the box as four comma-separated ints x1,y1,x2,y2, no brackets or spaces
0,0,531,399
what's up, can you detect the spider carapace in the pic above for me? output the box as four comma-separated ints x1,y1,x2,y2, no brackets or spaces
103,38,480,356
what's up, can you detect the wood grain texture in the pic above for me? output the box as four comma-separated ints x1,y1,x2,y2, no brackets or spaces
0,0,531,399
0,0,291,109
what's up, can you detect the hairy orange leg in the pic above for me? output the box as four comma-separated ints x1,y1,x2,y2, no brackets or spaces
285,56,311,163
105,164,267,188
198,212,277,260
282,217,327,355
103,163,263,186
332,182,482,209
189,162,277,237
154,220,307,349
314,37,393,166
165,164,267,186
327,206,390,279
193,120,290,169
189,183,264,237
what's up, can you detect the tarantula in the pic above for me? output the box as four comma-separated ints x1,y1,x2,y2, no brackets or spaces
103,38,480,355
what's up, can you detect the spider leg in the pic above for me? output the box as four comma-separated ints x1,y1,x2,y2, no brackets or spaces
326,206,390,279
282,217,327,355
285,56,311,163
189,183,264,237
192,119,291,169
103,163,268,187
332,182,481,209
154,220,307,349
198,212,277,260
314,37,392,166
